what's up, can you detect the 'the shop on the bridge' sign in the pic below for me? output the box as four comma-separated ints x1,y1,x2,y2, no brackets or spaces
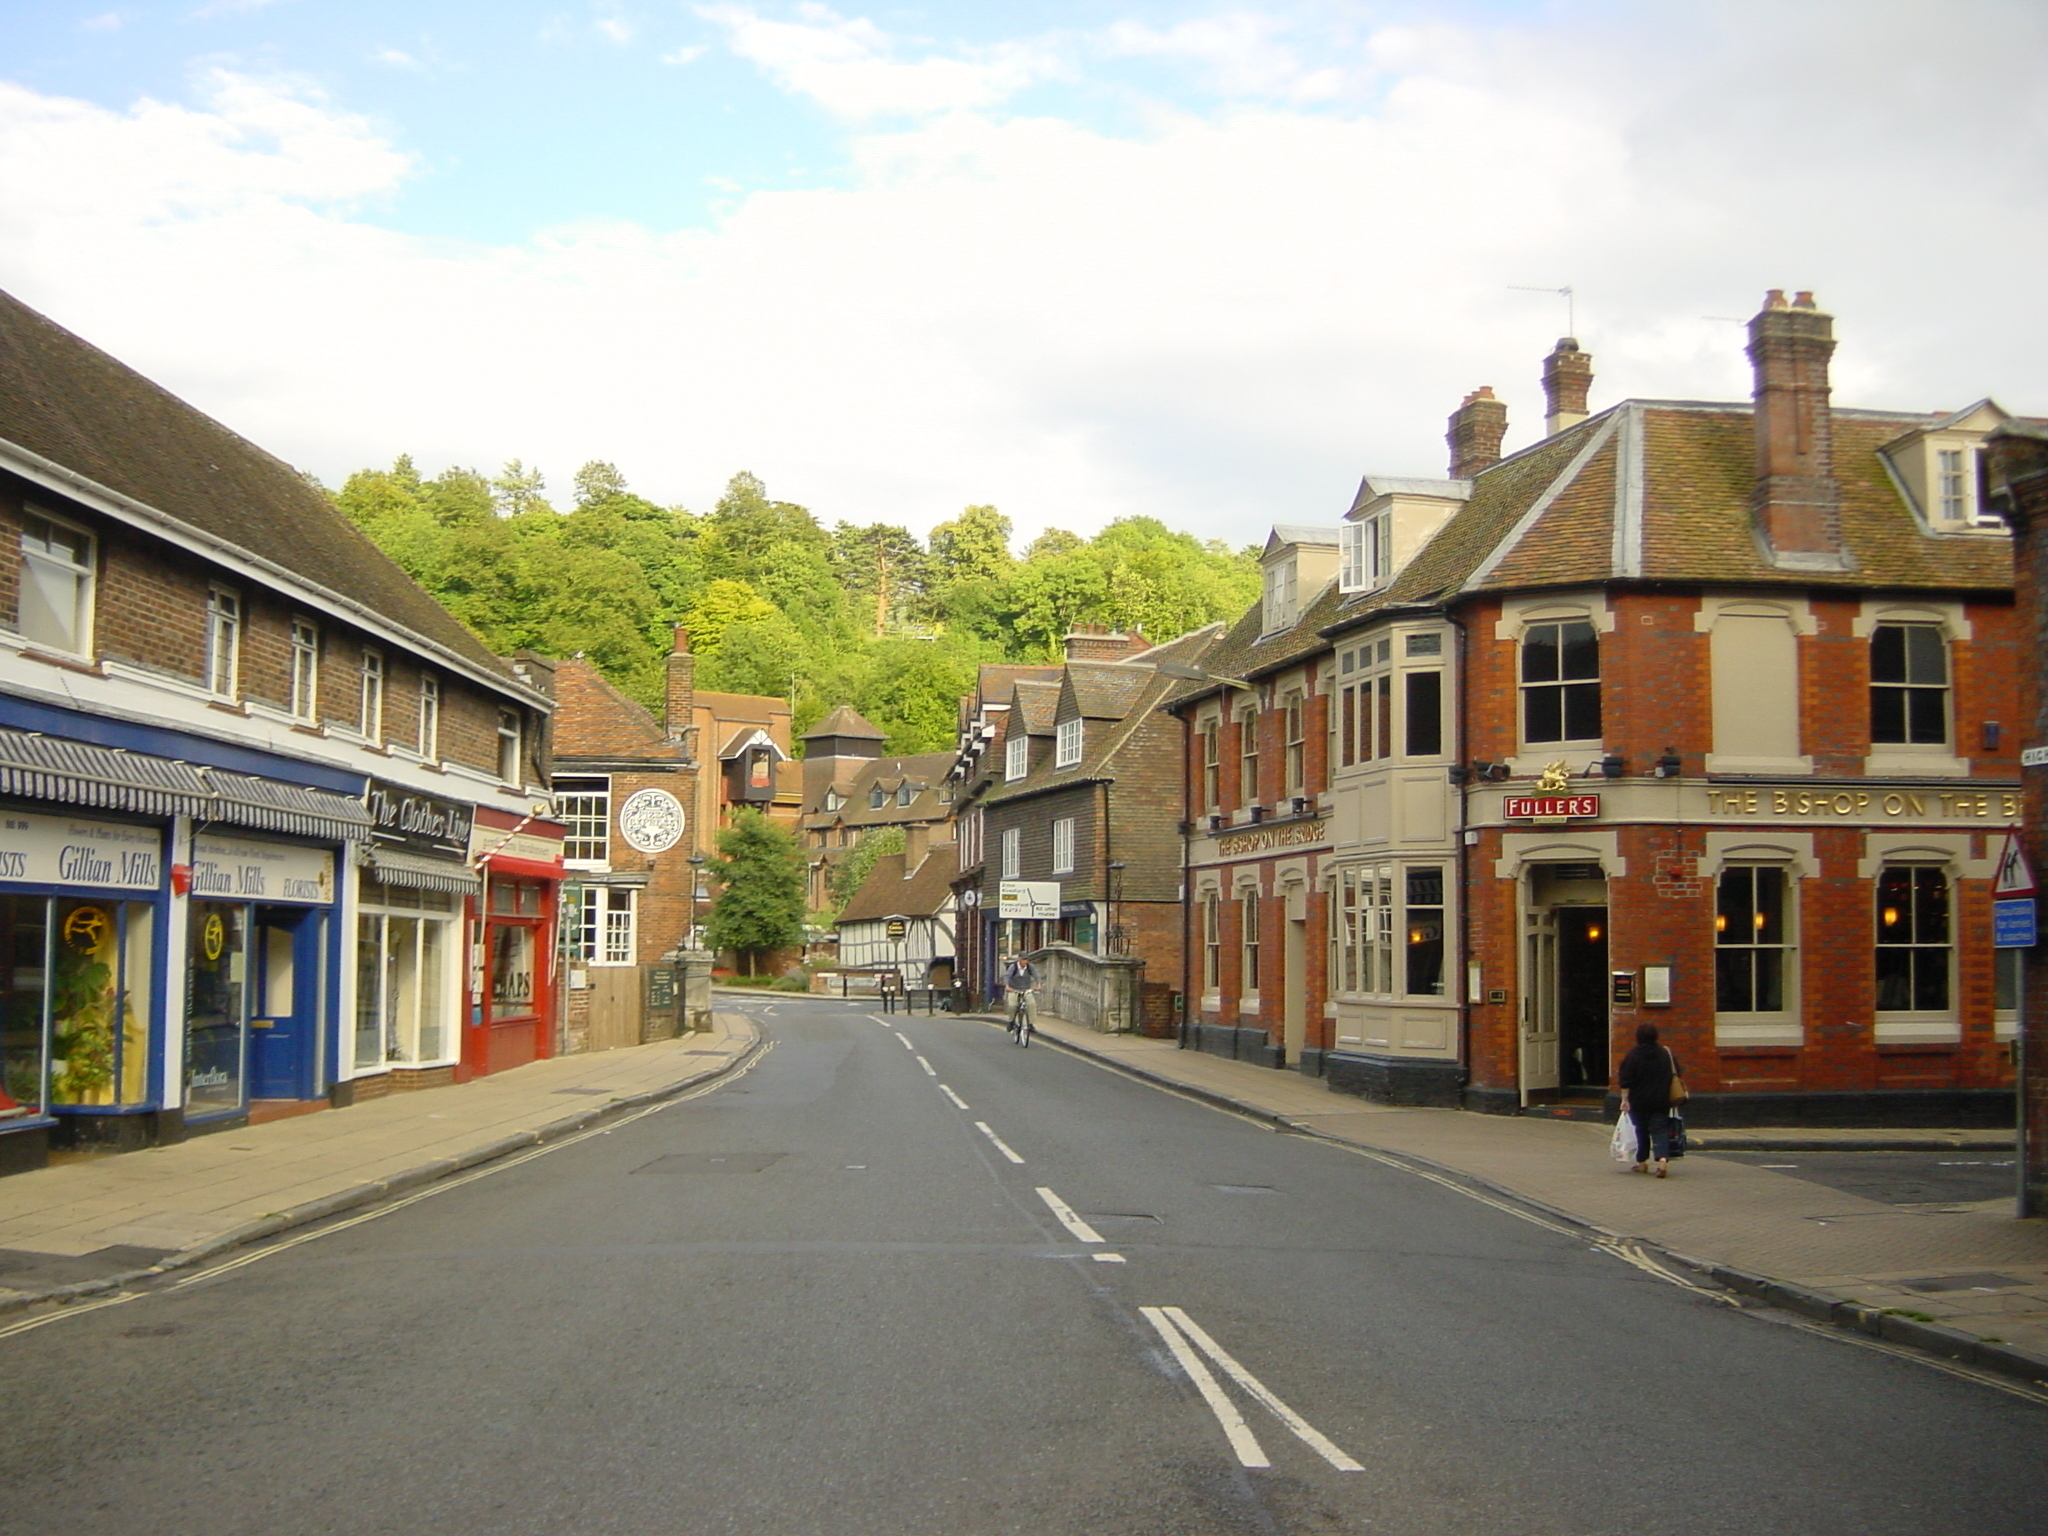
1503,794,1600,820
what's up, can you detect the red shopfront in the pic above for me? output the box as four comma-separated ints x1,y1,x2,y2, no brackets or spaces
466,809,567,1078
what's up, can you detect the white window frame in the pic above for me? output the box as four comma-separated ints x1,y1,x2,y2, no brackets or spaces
577,885,638,966
17,507,95,656
1262,558,1297,633
205,584,241,698
1333,863,1448,999
289,618,320,722
1000,826,1021,880
1055,718,1083,768
1239,889,1261,997
1005,734,1029,782
1713,863,1797,1027
555,776,612,866
1874,862,1955,1040
1051,817,1075,874
417,673,440,759
359,648,385,742
497,707,524,785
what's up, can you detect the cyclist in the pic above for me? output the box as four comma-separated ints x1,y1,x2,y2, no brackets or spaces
1002,954,1039,1043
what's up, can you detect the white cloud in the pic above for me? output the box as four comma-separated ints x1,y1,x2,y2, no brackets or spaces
1101,13,1349,102
663,45,707,66
81,12,124,32
0,2,2045,551
372,47,425,72
696,3,1060,119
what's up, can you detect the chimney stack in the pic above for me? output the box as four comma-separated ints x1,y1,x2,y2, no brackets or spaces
1447,387,1508,479
1063,625,1150,663
1747,289,1849,569
903,819,930,873
665,626,696,744
1541,337,1593,436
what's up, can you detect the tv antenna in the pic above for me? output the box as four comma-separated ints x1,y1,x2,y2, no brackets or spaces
1510,284,1575,336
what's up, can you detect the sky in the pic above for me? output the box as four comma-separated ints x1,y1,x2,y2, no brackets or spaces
1,0,2045,547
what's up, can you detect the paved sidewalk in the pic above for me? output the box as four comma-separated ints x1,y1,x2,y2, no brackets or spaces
1001,1010,2048,1388
0,1013,760,1311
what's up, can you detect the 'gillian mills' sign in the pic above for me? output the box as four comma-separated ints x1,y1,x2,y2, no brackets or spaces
1503,794,1601,820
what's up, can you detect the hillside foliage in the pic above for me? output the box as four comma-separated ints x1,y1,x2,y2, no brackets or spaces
331,458,1259,753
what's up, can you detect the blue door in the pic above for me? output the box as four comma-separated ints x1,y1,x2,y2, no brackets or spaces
249,906,322,1100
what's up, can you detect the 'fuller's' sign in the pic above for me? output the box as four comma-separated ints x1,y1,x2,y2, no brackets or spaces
1503,794,1600,819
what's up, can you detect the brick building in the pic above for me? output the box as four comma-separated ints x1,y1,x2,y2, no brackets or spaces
1312,292,2025,1124
1986,421,2048,1211
965,624,1221,1035
0,287,559,1170
1170,529,1345,1073
798,705,956,912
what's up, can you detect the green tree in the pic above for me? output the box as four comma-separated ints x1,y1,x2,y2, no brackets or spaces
705,810,807,975
928,504,1014,588
682,579,780,656
828,825,905,912
830,522,929,635
698,611,810,698
491,459,553,518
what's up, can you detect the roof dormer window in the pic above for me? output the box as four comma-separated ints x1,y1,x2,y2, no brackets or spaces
1262,558,1297,633
1339,513,1391,594
1005,734,1029,782
1055,718,1084,767
869,783,886,809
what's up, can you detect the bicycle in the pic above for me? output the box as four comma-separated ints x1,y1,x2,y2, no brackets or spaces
1007,989,1035,1048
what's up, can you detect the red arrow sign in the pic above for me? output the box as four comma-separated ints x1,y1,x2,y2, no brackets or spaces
1994,829,2037,897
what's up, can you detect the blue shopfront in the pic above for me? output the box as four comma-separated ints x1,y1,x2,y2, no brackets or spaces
0,705,371,1167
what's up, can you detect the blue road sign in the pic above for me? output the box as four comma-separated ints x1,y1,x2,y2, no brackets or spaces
1994,897,2037,949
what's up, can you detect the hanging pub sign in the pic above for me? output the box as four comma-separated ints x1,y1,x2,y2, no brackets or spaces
1503,794,1601,820
364,778,475,857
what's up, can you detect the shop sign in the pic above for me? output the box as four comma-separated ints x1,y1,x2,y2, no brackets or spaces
1705,787,2024,821
997,880,1061,920
1216,820,1323,857
365,779,474,856
0,810,162,891
885,918,908,939
1503,794,1600,820
191,833,335,904
618,788,686,854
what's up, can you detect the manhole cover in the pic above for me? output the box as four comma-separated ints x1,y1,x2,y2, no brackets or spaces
1902,1272,2024,1293
1210,1184,1277,1195
632,1153,785,1174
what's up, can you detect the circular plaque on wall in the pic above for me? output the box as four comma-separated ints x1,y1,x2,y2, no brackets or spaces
618,788,686,854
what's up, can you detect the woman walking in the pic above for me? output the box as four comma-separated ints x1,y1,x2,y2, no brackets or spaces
1616,1023,1682,1178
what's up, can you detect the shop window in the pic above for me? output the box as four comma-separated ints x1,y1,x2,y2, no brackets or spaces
1,895,152,1116
356,897,454,1067
1875,865,1949,1014
1240,892,1261,993
490,923,537,1020
1405,867,1445,996
1056,718,1084,768
1869,623,1948,746
1716,867,1791,1015
497,708,524,784
17,509,96,656
1051,817,1075,874
1521,619,1599,744
359,649,385,742
205,585,241,699
577,886,637,966
289,620,320,722
555,776,611,865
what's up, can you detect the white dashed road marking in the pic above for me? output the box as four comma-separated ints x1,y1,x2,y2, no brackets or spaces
1035,1186,1106,1244
939,1085,969,1110
915,1056,937,1077
974,1121,1025,1163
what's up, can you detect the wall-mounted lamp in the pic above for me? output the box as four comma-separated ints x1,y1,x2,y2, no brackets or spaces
1474,761,1511,782
1653,749,1683,779
1290,796,1310,817
1447,764,1471,785
1589,755,1625,779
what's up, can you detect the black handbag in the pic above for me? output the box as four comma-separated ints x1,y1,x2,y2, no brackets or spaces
1665,1110,1687,1159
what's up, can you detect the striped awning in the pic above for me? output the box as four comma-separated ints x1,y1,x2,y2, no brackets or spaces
0,728,373,845
357,844,481,895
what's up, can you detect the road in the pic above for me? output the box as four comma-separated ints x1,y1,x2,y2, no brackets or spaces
3,993,2044,1535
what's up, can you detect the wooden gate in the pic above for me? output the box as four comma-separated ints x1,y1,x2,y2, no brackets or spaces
585,968,644,1053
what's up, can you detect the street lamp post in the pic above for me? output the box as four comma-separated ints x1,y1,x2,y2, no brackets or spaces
687,852,707,950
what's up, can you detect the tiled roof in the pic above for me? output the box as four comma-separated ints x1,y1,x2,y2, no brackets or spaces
693,692,788,724
1064,661,1152,720
804,704,885,741
1010,679,1062,734
552,659,673,760
838,844,961,923
0,286,518,685
986,624,1222,807
802,750,955,825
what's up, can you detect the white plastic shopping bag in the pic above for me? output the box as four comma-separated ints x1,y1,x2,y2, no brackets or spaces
1609,1110,1637,1164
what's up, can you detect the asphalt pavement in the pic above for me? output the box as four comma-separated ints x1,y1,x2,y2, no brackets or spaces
0,993,2043,1535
